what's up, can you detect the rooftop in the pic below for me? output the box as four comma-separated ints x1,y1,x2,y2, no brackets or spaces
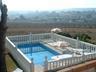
6,33,96,72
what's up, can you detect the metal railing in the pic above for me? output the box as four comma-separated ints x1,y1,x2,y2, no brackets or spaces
8,33,52,45
52,33,96,53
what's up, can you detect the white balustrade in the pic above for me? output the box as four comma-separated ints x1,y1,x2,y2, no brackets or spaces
46,53,96,71
6,37,34,72
6,33,96,72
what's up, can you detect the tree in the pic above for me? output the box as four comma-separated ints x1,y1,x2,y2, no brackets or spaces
0,4,8,72
74,33,91,42
57,32,72,38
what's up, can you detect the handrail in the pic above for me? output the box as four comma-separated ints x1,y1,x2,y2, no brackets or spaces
6,37,16,47
17,49,31,63
46,53,96,70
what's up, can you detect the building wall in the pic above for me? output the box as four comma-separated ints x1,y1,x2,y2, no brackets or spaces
81,68,95,72
57,60,96,72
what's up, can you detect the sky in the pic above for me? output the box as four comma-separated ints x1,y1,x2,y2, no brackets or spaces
2,0,96,11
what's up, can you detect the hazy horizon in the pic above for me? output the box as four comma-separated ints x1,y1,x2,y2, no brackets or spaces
3,0,96,11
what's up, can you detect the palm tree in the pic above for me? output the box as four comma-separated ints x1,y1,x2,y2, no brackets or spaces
0,4,7,72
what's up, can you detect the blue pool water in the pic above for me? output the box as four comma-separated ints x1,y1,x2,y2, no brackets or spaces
17,43,59,64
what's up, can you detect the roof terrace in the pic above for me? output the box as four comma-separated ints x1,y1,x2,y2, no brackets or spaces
6,33,96,72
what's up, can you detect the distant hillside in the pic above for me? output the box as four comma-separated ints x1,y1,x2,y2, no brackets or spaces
7,8,96,28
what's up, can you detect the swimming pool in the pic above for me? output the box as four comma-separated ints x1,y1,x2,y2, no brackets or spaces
17,43,60,64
